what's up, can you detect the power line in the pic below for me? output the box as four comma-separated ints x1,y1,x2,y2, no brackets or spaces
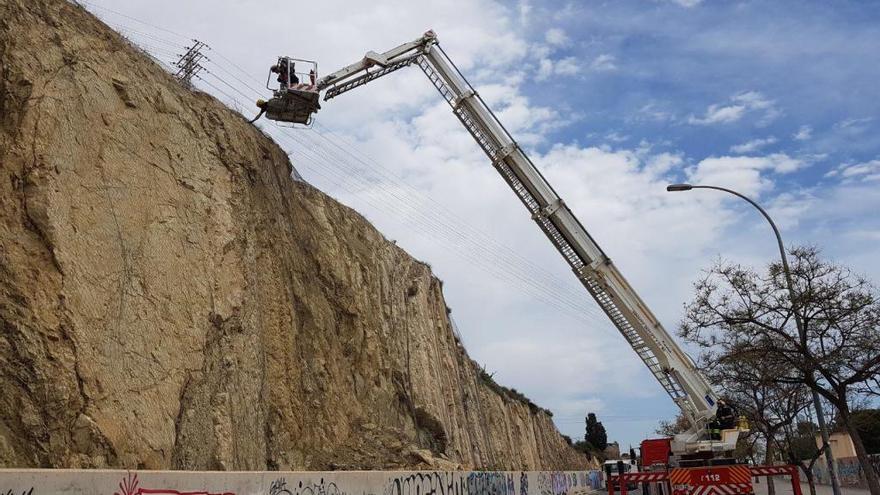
273,130,600,325
195,50,599,315
283,130,604,323
174,40,208,88
202,70,259,106
79,10,616,331
196,58,610,325
287,125,604,320
82,18,587,317
194,75,244,108
76,0,191,42
117,26,185,48
307,123,593,302
193,47,601,318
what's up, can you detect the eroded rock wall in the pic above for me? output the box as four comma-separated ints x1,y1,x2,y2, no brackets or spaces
0,0,589,471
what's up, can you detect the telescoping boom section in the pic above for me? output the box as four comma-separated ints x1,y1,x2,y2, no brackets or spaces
266,31,735,455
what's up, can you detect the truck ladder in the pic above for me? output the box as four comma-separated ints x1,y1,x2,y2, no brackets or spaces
415,47,691,409
314,33,719,430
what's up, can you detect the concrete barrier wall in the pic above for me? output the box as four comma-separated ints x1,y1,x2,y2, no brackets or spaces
0,469,602,495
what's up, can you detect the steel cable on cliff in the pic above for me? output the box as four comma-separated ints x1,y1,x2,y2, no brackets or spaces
75,0,193,43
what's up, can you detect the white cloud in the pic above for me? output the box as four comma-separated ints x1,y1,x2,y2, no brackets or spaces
793,125,813,141
688,104,746,125
669,0,703,6
836,117,873,130
555,56,580,75
545,27,569,46
605,132,630,143
536,56,581,80
730,136,777,154
537,53,614,79
825,159,880,183
646,152,684,175
518,0,532,26
688,91,779,126
689,153,805,196
537,58,554,77
590,53,618,71
731,91,773,110
635,102,674,123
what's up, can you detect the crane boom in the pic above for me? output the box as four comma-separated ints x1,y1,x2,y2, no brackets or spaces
292,31,728,453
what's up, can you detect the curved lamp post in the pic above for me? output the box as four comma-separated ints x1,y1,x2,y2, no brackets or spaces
667,183,842,495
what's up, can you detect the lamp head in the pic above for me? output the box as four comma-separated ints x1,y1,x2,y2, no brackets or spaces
666,183,694,192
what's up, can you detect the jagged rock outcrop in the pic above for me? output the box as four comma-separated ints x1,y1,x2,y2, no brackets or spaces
0,0,590,471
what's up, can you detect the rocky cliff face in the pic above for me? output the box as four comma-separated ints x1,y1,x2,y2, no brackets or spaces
0,0,589,471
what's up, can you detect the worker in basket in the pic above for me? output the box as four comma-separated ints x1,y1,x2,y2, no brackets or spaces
270,58,299,89
708,399,737,440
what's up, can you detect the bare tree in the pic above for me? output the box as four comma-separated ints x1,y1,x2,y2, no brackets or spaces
680,247,880,495
656,412,691,438
702,354,811,495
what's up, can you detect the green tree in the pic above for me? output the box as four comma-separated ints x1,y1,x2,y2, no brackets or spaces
851,409,880,455
786,421,820,460
586,412,608,451
573,440,595,454
778,418,828,495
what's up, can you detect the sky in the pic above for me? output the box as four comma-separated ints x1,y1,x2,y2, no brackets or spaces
80,0,880,450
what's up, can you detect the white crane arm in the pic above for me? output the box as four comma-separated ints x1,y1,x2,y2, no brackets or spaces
316,32,437,92
314,33,723,450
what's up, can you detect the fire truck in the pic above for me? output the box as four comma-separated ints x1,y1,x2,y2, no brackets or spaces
251,31,804,495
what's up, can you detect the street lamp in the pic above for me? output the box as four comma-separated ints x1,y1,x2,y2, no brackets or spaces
667,183,842,495
665,184,693,192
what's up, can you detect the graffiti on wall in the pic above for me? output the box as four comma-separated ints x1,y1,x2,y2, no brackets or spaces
837,458,862,485
114,472,235,495
1,489,34,495
383,470,583,495
385,472,463,495
268,478,344,495
467,472,515,495
810,455,880,489
0,469,599,495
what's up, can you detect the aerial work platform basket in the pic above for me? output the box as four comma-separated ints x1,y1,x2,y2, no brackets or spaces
252,56,320,125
